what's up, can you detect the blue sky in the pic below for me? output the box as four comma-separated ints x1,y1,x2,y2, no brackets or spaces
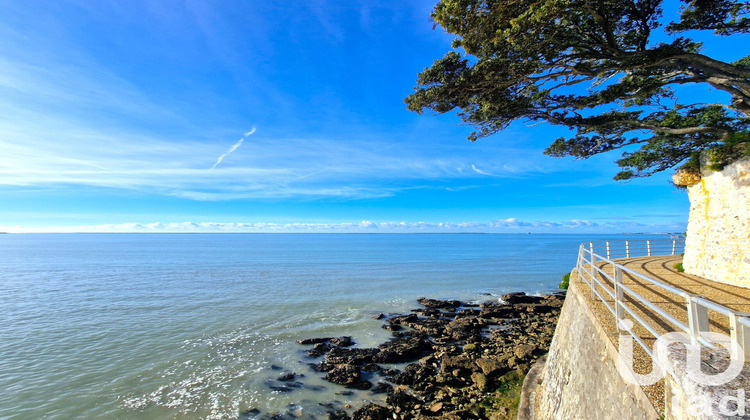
0,0,740,233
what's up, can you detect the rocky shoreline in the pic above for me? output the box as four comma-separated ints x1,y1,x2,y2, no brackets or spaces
283,291,564,420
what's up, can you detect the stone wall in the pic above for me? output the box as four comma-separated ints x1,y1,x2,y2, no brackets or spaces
535,278,659,419
684,157,750,288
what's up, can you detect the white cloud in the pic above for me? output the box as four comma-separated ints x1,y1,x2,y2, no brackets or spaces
1,218,686,234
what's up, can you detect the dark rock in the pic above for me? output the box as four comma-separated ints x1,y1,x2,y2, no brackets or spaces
240,408,261,418
455,308,480,318
373,336,430,363
325,364,372,389
265,377,305,392
315,342,332,351
372,313,385,320
352,403,390,420
268,385,295,393
412,308,441,317
471,372,488,391
479,303,518,319
417,297,462,308
277,372,298,382
313,362,335,372
327,410,351,420
440,354,476,373
361,363,381,372
270,365,282,370
264,412,294,420
392,363,435,386
330,336,355,347
386,390,421,411
381,324,402,331
325,347,379,365
514,343,537,360
514,303,556,314
507,356,519,369
303,293,564,420
542,296,565,308
405,317,450,336
354,380,373,390
325,364,360,386
297,337,334,345
381,368,400,377
387,313,418,325
371,381,393,394
418,353,438,367
446,317,485,340
501,292,544,304
475,357,504,376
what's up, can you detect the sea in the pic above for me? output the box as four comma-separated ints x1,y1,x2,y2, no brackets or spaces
0,233,671,419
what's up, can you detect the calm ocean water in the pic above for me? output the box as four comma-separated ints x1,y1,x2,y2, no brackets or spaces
0,233,669,419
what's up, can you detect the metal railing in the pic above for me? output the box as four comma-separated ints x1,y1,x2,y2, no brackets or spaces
575,237,750,359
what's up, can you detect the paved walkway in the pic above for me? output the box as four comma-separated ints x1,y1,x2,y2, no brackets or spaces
572,254,750,413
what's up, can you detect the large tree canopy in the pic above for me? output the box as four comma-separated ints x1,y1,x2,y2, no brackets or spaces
405,0,750,180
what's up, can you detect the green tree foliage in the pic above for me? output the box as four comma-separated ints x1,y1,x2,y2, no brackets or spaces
405,0,750,179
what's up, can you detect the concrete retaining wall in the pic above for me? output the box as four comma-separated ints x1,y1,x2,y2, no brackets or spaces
535,279,659,419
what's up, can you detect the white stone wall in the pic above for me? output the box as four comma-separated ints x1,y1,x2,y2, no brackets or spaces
684,157,750,288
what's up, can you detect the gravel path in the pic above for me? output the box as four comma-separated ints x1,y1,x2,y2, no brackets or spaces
571,255,750,414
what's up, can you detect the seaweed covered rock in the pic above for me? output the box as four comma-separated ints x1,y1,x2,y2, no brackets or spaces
325,364,372,390
417,297,462,309
373,336,430,363
352,403,390,420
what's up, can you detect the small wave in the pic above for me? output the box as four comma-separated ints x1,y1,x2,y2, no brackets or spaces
119,328,274,419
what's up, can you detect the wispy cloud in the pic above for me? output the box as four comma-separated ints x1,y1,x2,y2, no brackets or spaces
471,164,492,176
0,4,564,202
211,127,256,169
0,104,554,200
0,51,555,200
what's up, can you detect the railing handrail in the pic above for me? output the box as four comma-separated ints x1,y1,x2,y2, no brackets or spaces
584,237,685,260
580,246,694,300
575,238,750,359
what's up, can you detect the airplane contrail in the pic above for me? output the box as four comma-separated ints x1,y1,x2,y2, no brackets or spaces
211,127,256,169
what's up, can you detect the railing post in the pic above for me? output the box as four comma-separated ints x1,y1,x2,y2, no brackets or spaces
728,314,750,359
614,265,624,322
647,240,651,256
576,244,586,284
625,240,630,258
687,297,710,345
606,241,610,260
672,239,676,255
590,252,598,299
